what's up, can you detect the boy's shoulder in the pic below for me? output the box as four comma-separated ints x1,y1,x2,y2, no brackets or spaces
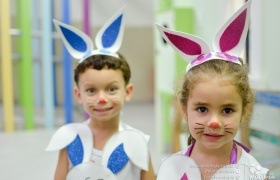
120,121,150,142
45,122,92,152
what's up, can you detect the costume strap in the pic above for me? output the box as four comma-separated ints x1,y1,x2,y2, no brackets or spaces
185,140,250,164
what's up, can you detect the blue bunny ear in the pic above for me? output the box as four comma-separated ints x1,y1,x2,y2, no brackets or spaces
53,19,94,60
94,6,126,55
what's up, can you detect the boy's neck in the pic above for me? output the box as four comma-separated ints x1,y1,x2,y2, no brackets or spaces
89,117,120,132
88,117,120,150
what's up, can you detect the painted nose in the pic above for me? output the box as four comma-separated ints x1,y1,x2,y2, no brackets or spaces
99,97,106,103
209,122,219,128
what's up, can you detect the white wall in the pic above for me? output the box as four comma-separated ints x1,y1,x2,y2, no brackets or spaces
53,0,154,27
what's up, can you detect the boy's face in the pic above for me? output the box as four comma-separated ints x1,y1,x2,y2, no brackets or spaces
74,68,133,122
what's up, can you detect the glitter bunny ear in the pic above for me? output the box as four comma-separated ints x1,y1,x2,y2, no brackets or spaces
53,19,94,60
156,24,211,63
45,123,93,165
156,0,251,72
213,0,251,56
156,154,201,180
102,130,149,173
53,6,126,63
93,6,126,57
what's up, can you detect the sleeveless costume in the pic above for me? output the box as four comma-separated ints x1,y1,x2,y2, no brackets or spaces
46,120,150,180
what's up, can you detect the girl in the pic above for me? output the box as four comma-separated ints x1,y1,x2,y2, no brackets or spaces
46,7,155,180
156,0,269,179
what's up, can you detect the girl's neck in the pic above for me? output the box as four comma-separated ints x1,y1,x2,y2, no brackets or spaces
192,141,234,162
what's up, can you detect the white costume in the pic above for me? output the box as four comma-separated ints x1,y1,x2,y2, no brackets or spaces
46,120,150,180
157,143,269,180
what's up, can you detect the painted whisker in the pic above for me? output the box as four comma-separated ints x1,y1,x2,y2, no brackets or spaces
225,131,233,134
196,123,205,126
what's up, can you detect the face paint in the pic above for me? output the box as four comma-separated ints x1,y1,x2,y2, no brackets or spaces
209,122,219,128
99,98,106,103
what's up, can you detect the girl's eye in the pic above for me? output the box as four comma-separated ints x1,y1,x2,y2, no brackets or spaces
223,108,233,114
197,107,207,113
108,87,117,93
86,88,95,94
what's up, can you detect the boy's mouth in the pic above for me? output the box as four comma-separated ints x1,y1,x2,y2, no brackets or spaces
94,107,113,112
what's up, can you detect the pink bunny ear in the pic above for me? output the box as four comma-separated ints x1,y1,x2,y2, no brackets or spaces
213,0,251,56
156,24,211,63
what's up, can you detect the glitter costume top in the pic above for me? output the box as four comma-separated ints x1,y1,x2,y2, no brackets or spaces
45,120,150,180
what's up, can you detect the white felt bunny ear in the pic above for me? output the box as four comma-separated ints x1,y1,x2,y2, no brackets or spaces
93,6,126,57
45,123,93,166
156,154,201,180
156,24,211,63
53,19,94,60
213,0,251,56
102,130,149,174
53,6,126,63
156,0,251,72
66,162,117,180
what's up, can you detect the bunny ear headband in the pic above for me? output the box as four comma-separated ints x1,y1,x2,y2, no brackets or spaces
53,6,126,63
156,0,251,72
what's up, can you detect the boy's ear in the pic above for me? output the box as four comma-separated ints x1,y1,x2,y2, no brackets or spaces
74,86,83,104
124,83,134,102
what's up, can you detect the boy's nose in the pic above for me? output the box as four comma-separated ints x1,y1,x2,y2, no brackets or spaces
99,97,106,103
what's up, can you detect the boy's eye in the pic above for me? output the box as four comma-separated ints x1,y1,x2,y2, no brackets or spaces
108,87,117,93
197,107,207,113
223,108,233,114
86,88,95,94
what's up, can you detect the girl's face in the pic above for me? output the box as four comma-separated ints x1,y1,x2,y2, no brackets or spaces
183,80,245,150
74,68,133,122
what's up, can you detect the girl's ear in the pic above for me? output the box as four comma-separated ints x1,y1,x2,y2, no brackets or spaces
180,105,188,123
74,86,83,104
124,83,134,102
241,103,252,122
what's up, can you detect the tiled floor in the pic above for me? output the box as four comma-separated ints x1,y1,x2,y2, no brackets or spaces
1,102,280,179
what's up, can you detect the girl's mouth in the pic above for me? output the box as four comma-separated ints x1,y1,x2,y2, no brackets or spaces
203,133,224,141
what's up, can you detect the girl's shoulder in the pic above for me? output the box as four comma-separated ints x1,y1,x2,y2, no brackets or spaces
238,147,269,175
174,145,191,156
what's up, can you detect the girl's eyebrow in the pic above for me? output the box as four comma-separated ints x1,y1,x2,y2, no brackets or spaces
221,103,238,107
193,102,208,106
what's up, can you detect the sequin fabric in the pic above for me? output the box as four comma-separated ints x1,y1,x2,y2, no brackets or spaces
66,135,84,166
107,143,129,174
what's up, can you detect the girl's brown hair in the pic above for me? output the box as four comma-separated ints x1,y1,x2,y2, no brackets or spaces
178,59,254,145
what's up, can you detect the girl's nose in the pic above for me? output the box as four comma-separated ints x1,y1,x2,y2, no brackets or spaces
209,122,219,128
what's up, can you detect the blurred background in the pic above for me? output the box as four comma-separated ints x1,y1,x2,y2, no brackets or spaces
1,0,280,179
